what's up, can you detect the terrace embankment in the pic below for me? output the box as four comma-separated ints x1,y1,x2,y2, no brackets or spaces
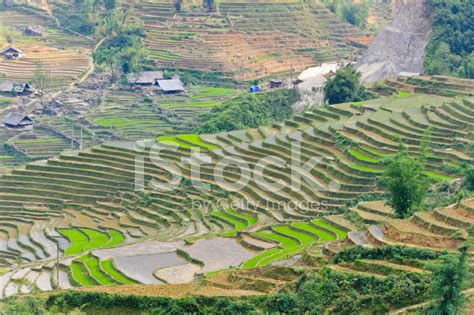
0,89,472,295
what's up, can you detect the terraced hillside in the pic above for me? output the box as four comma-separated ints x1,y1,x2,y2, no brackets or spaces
0,89,472,295
316,199,474,288
0,6,93,89
83,85,239,141
129,0,372,81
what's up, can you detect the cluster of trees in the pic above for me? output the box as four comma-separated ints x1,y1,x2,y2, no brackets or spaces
321,0,369,29
93,9,151,79
195,89,298,134
324,65,372,105
55,0,120,35
425,0,474,78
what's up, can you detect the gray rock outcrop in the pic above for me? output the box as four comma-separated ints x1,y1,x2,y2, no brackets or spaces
356,0,432,82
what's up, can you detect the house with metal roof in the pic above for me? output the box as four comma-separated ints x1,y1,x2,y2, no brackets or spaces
0,46,25,59
156,79,185,94
0,82,33,95
24,25,45,36
3,113,34,130
127,71,164,85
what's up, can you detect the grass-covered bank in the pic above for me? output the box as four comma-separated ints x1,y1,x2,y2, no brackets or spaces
14,265,432,314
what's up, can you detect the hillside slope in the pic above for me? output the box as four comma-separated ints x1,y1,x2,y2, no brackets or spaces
356,0,432,82
127,0,372,81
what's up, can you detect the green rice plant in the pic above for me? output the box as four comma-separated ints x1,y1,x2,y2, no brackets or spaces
227,209,257,225
105,230,125,247
15,138,63,144
312,219,347,239
158,134,217,150
58,229,90,256
425,171,455,182
396,91,412,98
82,229,110,252
81,255,116,285
101,260,138,285
273,226,316,245
95,118,150,127
350,164,384,173
191,87,237,99
292,222,328,242
70,261,98,286
361,146,391,157
349,149,379,163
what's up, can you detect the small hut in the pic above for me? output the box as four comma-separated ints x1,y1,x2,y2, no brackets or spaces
0,46,24,59
0,82,32,95
156,79,186,94
269,79,283,89
127,71,164,86
24,25,45,36
3,113,34,130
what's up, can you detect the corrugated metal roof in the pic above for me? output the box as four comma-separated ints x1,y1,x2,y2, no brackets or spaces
127,71,164,84
0,82,30,93
156,79,185,92
0,46,23,54
3,113,33,126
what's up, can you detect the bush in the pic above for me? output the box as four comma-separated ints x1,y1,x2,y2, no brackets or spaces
462,166,474,191
333,245,445,263
324,65,372,105
195,89,298,134
425,1,474,78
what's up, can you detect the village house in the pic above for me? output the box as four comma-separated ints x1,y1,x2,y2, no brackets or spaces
0,46,25,59
3,113,34,130
156,79,186,94
0,82,33,95
24,25,45,36
127,71,164,86
269,79,283,89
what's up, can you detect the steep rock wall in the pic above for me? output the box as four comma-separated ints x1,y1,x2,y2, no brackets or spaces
356,0,432,82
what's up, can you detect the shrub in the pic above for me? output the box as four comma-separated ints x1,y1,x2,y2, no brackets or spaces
195,89,298,134
324,65,372,105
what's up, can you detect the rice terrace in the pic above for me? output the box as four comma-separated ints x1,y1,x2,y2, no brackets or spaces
0,0,473,314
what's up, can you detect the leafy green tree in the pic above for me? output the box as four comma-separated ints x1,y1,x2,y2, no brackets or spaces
94,9,149,78
429,245,470,315
32,61,51,93
324,65,370,105
382,146,429,218
425,1,473,78
203,0,214,11
339,2,368,28
462,166,474,191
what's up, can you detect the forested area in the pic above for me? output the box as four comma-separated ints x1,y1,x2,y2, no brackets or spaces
425,0,474,78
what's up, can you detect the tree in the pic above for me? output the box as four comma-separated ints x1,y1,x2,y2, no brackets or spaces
429,245,470,315
462,166,474,191
203,0,214,11
425,1,473,78
32,61,51,93
93,9,150,78
174,0,183,11
382,146,429,218
339,2,368,28
324,65,370,105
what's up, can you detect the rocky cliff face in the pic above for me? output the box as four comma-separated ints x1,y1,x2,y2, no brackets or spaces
356,0,432,82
